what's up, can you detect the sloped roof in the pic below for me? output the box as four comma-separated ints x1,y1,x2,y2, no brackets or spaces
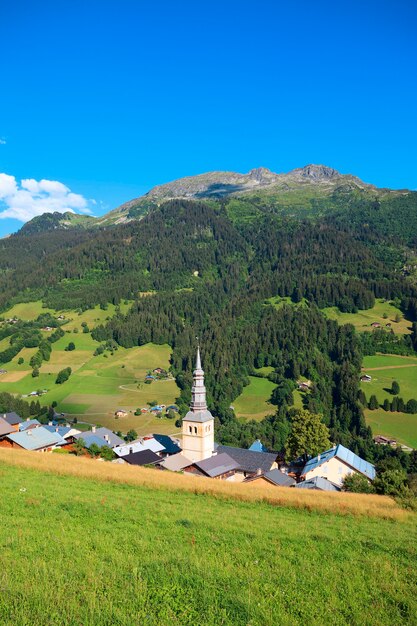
216,445,277,473
123,449,161,466
263,469,296,487
0,416,15,437
114,437,165,457
161,453,193,471
301,444,376,481
248,439,268,453
2,412,23,426
43,425,81,439
19,419,41,432
193,452,239,477
76,433,111,449
153,433,181,455
295,476,340,491
140,437,165,453
74,428,124,448
7,426,67,451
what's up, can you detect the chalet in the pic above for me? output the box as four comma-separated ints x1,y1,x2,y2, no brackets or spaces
360,374,372,382
166,405,179,412
295,476,340,491
374,435,397,446
185,452,240,480
74,427,124,449
248,439,268,453
19,418,41,431
0,416,15,442
122,449,161,466
159,453,193,472
114,409,128,418
216,445,278,477
244,468,296,488
386,323,392,328
153,368,167,376
2,412,23,430
371,322,381,328
6,426,67,452
43,424,81,442
300,444,375,488
113,437,165,458
0,369,7,375
297,379,312,391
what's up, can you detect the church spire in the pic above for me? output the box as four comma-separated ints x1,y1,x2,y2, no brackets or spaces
190,345,207,412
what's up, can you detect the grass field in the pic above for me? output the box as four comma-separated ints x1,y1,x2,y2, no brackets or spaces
323,299,411,334
0,450,415,625
361,354,417,447
233,376,276,420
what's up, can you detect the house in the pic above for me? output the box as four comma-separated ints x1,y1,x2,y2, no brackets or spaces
0,416,15,441
248,439,268,453
122,449,161,466
6,426,67,452
244,468,296,488
300,444,376,488
144,375,155,381
371,322,381,328
386,323,392,328
159,453,193,472
2,412,23,431
152,433,182,455
297,379,312,391
185,452,240,480
149,405,163,413
216,445,278,477
166,405,179,412
360,374,372,382
374,435,397,446
0,369,7,375
295,476,340,491
43,425,81,441
113,437,165,458
114,409,128,418
74,427,124,449
19,418,41,432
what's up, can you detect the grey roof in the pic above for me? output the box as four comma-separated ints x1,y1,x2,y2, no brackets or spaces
263,469,296,487
295,476,340,491
7,426,67,451
183,409,214,423
0,416,15,437
160,453,193,472
2,412,23,426
74,428,124,448
216,445,277,473
301,444,376,481
19,419,41,431
193,452,239,478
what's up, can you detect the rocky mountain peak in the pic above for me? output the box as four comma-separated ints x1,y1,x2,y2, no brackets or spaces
295,164,340,180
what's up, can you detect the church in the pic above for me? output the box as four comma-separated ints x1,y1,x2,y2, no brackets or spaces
181,347,214,462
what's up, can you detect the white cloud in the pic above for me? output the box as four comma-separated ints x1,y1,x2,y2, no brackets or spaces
0,138,6,145
0,173,93,222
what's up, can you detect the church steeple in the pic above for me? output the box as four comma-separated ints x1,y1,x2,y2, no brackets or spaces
190,346,207,412
181,344,214,462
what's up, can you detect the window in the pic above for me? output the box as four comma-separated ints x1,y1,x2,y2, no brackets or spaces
189,426,192,433
194,427,197,434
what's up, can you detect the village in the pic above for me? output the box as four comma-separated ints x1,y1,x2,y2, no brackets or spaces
0,348,379,493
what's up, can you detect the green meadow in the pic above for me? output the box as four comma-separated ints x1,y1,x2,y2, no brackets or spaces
233,375,276,420
0,460,416,626
323,299,411,334
361,354,417,447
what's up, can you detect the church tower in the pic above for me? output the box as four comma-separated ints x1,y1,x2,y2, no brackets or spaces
181,347,214,462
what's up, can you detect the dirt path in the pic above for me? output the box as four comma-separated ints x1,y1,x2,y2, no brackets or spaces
363,364,417,371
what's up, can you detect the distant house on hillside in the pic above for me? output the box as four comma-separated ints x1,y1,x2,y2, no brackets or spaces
360,374,372,382
300,444,375,488
114,409,128,418
374,435,397,447
297,380,312,391
371,322,381,328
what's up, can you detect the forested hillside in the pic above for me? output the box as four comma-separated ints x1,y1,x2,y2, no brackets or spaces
2,170,417,464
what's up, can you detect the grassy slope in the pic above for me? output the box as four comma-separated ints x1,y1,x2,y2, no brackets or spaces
233,376,276,420
361,354,417,447
323,299,411,334
0,453,416,626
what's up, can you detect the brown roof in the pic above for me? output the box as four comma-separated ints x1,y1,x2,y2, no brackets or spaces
0,416,14,438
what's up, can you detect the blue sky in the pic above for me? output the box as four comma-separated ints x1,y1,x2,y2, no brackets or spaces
0,0,416,235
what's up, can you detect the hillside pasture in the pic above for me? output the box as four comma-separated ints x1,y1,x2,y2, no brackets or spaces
361,354,417,447
233,376,276,420
323,299,411,334
0,451,416,625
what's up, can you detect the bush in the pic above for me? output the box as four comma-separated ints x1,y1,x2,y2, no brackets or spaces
32,367,39,378
342,473,375,494
374,469,408,496
65,342,75,352
56,367,72,384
